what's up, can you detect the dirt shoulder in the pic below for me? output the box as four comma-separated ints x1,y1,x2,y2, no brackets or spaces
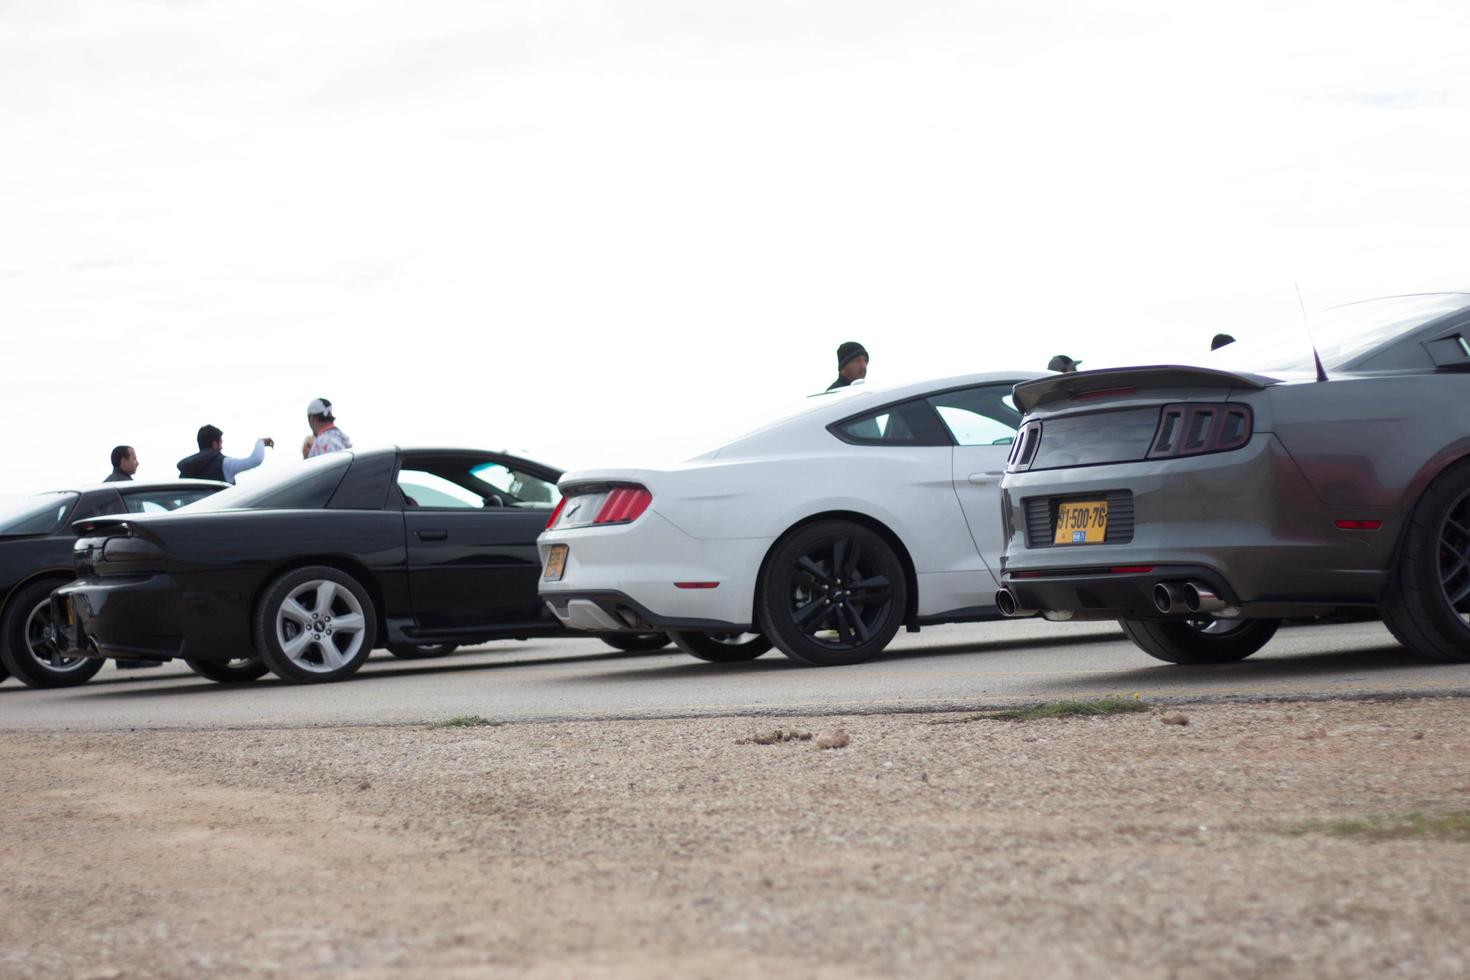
3,698,1469,979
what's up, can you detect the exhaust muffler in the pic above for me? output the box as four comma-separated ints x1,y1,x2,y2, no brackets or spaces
1153,582,1188,615
1183,583,1226,614
994,588,1036,618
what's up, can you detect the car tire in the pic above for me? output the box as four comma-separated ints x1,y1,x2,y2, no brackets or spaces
599,633,672,653
1382,462,1470,661
1119,616,1279,664
756,520,908,667
386,643,458,659
254,566,378,684
668,631,772,662
0,579,105,688
186,657,270,683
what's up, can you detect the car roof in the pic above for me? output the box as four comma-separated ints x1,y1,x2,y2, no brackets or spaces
54,479,229,495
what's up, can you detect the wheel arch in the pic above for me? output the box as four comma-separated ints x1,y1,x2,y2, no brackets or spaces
252,555,390,638
0,568,74,626
1389,451,1470,579
754,510,920,626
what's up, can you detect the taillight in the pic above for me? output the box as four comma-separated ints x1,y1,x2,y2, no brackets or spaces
1147,403,1252,459
1007,421,1043,472
544,497,568,530
594,486,652,525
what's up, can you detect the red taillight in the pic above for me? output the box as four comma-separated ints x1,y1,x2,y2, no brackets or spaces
1147,403,1253,459
544,497,568,530
594,486,652,525
1335,519,1383,530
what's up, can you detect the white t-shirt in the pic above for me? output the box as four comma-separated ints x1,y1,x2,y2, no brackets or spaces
308,426,352,457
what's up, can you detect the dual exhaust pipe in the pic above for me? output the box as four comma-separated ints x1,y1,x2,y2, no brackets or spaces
994,579,1226,619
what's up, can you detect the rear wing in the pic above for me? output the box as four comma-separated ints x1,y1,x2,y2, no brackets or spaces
69,516,160,540
1012,365,1274,414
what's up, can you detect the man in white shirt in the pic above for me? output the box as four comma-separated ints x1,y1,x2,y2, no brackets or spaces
306,398,352,457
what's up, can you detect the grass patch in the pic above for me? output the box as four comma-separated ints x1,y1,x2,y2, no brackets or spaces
429,715,501,729
933,698,1150,724
1295,811,1470,843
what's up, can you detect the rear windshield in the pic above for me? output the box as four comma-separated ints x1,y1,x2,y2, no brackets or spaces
0,492,78,536
186,454,352,512
1205,293,1470,375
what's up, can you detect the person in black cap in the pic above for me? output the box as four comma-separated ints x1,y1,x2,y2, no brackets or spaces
829,342,869,390
1210,333,1236,351
1047,354,1081,373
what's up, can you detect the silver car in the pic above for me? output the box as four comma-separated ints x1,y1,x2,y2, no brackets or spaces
996,293,1470,665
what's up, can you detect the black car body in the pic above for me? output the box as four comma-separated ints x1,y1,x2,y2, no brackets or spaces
0,480,226,687
55,448,651,684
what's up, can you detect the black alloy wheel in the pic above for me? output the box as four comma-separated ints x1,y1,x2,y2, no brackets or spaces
0,579,105,689
1118,616,1280,665
1383,464,1470,661
253,566,379,684
599,633,673,653
386,643,458,660
757,520,908,667
186,656,270,683
668,630,772,662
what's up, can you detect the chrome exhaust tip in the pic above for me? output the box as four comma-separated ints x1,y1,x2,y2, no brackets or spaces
1153,582,1188,615
995,588,1036,618
1183,583,1226,614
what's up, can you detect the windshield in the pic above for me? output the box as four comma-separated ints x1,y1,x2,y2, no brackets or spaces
1204,293,1470,375
0,492,79,536
186,454,352,512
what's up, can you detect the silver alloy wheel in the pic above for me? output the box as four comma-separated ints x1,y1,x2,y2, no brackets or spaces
24,598,90,673
274,579,368,674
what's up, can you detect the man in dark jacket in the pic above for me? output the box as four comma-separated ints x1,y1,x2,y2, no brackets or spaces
828,341,869,390
177,425,273,484
104,445,137,482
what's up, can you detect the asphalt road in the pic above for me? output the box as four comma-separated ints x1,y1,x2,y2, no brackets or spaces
4,617,1469,731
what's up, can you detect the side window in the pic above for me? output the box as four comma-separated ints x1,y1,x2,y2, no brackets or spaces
397,470,486,509
469,462,562,510
831,399,949,446
926,384,1022,446
120,489,219,513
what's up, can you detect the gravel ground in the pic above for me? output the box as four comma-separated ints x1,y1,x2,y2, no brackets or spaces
3,698,1469,978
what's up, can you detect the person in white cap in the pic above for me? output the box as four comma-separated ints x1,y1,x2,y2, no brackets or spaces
306,398,352,458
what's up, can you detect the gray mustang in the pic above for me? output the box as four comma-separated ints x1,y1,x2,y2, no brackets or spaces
996,292,1470,665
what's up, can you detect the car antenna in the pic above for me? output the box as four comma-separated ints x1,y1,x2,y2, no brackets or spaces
1296,282,1328,382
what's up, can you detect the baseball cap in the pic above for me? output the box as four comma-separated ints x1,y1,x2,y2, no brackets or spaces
1047,354,1081,372
307,397,335,419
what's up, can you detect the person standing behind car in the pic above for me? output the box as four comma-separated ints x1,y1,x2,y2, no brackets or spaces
828,342,869,390
1047,354,1081,373
306,398,352,457
104,445,137,482
177,425,274,484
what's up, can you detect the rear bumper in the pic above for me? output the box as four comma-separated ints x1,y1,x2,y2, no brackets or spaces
54,575,254,662
538,511,767,630
999,434,1399,615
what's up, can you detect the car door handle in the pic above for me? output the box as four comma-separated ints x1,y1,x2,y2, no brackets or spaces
968,471,1004,485
416,529,448,541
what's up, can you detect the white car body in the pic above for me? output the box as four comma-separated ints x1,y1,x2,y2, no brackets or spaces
538,371,1041,636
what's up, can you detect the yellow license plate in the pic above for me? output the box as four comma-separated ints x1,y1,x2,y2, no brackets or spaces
1054,500,1108,544
543,544,568,581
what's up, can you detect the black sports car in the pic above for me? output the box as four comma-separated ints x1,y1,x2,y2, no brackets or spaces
1,480,226,687
55,448,668,684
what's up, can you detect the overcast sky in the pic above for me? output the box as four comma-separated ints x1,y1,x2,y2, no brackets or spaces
3,0,1469,499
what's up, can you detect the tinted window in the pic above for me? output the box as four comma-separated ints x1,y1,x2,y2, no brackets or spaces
0,493,78,535
831,399,949,446
121,488,221,514
188,454,352,512
927,385,1022,446
398,456,563,510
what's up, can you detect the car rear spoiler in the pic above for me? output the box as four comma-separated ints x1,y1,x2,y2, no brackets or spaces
70,516,157,540
1011,365,1275,414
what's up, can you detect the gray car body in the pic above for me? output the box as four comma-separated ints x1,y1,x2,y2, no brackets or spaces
998,294,1470,620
